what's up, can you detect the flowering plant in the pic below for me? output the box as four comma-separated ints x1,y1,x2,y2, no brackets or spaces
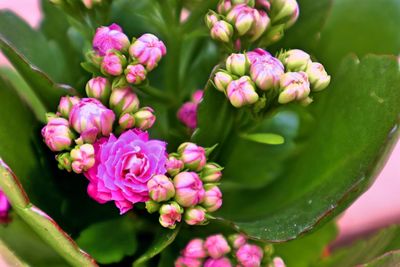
0,0,400,266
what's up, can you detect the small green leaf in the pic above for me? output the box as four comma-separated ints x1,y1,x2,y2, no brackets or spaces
76,217,138,264
240,133,285,145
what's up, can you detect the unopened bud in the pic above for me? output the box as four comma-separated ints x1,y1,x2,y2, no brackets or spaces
214,71,233,92
184,206,207,225
226,76,259,108
58,96,80,118
205,11,219,28
85,77,111,104
70,144,95,174
101,51,127,76
204,234,231,259
147,175,175,202
125,64,147,85
306,62,331,91
133,107,156,130
174,172,205,207
211,21,234,43
217,0,233,15
279,49,311,71
178,142,207,171
200,163,223,183
109,87,140,116
270,0,299,29
118,113,135,130
278,71,310,104
166,156,184,177
228,234,247,249
226,53,250,76
201,185,222,212
41,118,74,152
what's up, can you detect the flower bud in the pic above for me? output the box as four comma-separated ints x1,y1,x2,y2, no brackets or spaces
147,175,175,202
306,62,331,91
201,185,222,212
41,117,74,152
226,76,259,108
205,11,219,28
93,23,130,56
129,33,167,71
178,142,207,171
175,256,202,267
56,152,72,172
204,234,231,259
217,0,233,15
58,96,80,118
214,71,233,92
183,238,207,258
177,102,198,129
256,0,271,10
271,0,299,29
200,163,223,183
109,87,140,116
192,90,204,104
159,202,183,229
278,72,310,104
236,244,264,267
228,234,246,249
0,189,10,224
145,200,160,214
249,53,284,90
166,156,184,177
249,10,270,41
85,77,111,104
125,64,147,85
204,257,232,267
227,4,255,36
133,107,156,130
173,172,205,207
86,50,103,69
184,206,207,225
101,51,127,76
70,144,95,174
279,49,311,71
226,53,250,76
211,21,234,43
118,113,135,130
272,257,286,267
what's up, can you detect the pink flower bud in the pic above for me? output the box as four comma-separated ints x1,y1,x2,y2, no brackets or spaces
200,163,223,183
271,0,299,29
109,87,140,116
249,52,284,90
183,238,207,258
101,51,127,76
125,64,147,85
145,200,160,214
175,256,202,267
211,21,234,43
217,0,233,15
41,117,74,152
272,257,286,267
236,244,264,267
70,144,95,174
226,76,259,108
306,62,331,91
227,4,267,38
178,142,207,171
204,234,231,259
173,172,205,207
279,49,311,71
118,113,135,130
192,90,204,104
278,72,310,104
159,202,183,229
134,107,156,130
70,98,115,143
166,156,184,177
228,234,247,249
256,0,271,10
93,23,130,56
204,257,232,267
129,33,167,71
201,185,222,212
184,206,207,225
56,152,72,172
58,96,80,118
214,71,233,92
226,53,250,76
85,77,111,104
0,189,11,224
205,11,219,28
246,48,271,65
249,10,270,41
177,102,198,129
147,175,175,202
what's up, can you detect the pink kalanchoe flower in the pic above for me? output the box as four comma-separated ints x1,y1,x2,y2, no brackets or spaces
272,257,286,267
175,256,202,267
110,87,140,116
278,72,310,104
201,185,222,212
184,206,206,225
177,102,198,130
226,53,249,76
229,234,247,249
118,113,135,130
178,142,207,171
214,71,233,92
41,117,73,152
85,76,111,104
173,172,205,208
84,129,167,214
246,48,271,65
205,11,219,28
134,107,156,130
256,0,271,10
58,96,80,118
200,163,223,183
125,64,147,85
159,202,183,229
210,20,234,43
0,189,10,223
147,174,175,202
70,98,115,144
93,23,130,56
204,257,232,267
129,33,167,71
183,238,207,259
166,156,184,177
101,51,126,76
204,234,231,259
236,244,264,267
192,90,204,104
226,76,259,108
279,49,310,71
70,144,95,174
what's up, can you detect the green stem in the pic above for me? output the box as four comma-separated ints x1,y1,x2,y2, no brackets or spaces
0,159,98,267
138,84,175,104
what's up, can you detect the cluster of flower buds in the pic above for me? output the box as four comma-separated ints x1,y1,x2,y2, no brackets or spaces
145,142,223,229
0,189,10,224
213,48,330,108
175,233,286,267
206,0,299,48
177,90,204,130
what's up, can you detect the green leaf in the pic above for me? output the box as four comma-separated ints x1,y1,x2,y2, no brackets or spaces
363,251,400,267
0,240,29,267
76,217,138,264
132,226,180,267
217,55,400,241
240,133,285,145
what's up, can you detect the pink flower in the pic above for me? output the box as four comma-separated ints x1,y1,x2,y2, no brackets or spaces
41,117,73,152
85,77,111,104
166,156,184,177
175,256,202,267
109,87,140,116
183,238,207,258
278,72,310,104
178,142,207,171
272,257,286,267
70,144,95,174
236,244,263,267
0,189,10,223
69,98,115,144
93,23,130,56
201,185,222,212
101,51,126,76
200,163,223,183
204,234,231,259
226,76,259,108
228,234,246,249
204,257,232,267
177,102,198,129
129,34,167,71
210,21,233,43
246,48,272,65
159,202,183,229
173,172,205,207
125,64,147,85
84,129,167,214
134,107,156,130
58,96,80,118
184,206,206,225
191,90,204,104
147,174,175,202
214,71,233,92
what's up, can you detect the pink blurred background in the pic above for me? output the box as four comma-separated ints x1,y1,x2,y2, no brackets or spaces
1,0,400,243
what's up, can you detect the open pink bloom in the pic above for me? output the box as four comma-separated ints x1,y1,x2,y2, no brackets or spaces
183,238,207,259
236,244,264,267
159,202,183,229
129,34,167,71
177,102,198,129
84,129,167,214
41,117,73,152
204,257,232,267
175,256,202,267
0,189,10,223
204,234,231,259
93,23,130,56
174,172,205,207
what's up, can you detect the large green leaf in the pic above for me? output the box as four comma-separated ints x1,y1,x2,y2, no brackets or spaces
363,251,400,267
217,55,400,241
